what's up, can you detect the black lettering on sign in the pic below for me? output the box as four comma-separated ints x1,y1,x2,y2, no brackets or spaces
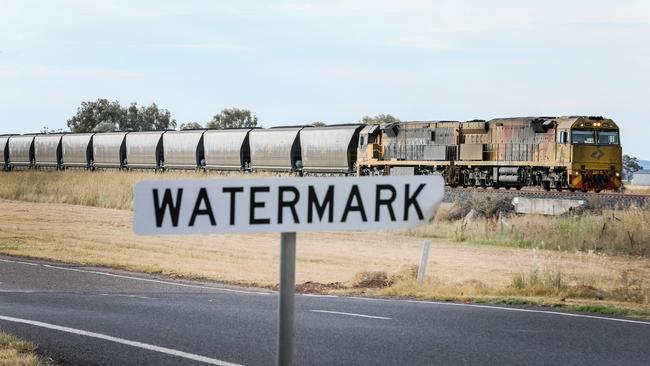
188,188,216,226
152,188,183,227
222,187,244,225
307,185,334,223
374,184,396,222
250,186,271,225
403,183,425,220
278,186,300,224
341,185,367,222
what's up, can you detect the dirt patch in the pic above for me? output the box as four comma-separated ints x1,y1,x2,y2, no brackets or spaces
351,271,391,288
294,281,347,293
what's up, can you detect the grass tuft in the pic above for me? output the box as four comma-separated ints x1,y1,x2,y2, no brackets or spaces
571,305,627,316
0,331,53,366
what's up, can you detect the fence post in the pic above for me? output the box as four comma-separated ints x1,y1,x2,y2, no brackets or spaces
417,240,432,284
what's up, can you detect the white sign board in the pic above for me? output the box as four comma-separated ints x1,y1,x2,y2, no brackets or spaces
133,176,444,235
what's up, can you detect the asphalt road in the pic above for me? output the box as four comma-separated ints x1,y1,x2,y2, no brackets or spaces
0,255,649,366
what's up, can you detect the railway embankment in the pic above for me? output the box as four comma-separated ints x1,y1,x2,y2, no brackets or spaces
444,187,649,209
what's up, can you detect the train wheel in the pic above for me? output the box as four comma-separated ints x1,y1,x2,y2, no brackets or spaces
516,186,523,191
594,189,602,193
543,181,551,191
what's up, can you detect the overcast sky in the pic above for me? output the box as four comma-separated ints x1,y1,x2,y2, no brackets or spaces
0,0,648,157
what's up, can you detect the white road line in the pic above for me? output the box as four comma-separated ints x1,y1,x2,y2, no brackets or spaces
347,297,650,326
0,315,243,366
99,294,152,300
311,310,392,320
40,265,270,295
0,290,38,293
0,258,38,266
301,294,340,298
401,300,650,326
0,257,270,295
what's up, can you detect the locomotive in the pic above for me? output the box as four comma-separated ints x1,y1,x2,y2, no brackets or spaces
358,116,622,192
0,116,623,192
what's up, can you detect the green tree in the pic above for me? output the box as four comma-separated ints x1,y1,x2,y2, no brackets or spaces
207,108,258,129
360,114,400,125
121,103,141,131
311,121,327,127
180,122,203,130
67,99,125,132
119,103,176,131
623,154,643,180
141,103,176,130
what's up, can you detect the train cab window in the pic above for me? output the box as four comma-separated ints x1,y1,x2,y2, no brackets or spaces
572,130,595,144
557,131,569,144
597,131,619,145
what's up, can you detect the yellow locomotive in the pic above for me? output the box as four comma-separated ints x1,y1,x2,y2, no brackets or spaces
357,116,622,192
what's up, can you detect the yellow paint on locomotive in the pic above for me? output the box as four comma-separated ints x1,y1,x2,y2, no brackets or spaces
557,117,623,191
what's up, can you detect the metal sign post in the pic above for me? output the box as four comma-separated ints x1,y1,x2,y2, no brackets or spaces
278,232,296,366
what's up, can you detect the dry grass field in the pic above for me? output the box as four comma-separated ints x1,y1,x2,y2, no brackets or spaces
0,170,648,316
0,331,51,366
0,170,272,210
625,184,650,195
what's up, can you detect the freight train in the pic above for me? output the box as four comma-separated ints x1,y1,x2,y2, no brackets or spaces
0,116,623,192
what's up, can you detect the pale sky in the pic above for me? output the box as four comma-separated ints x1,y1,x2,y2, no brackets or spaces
0,0,648,158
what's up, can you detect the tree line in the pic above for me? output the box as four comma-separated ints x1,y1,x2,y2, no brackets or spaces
66,98,401,133
67,100,176,133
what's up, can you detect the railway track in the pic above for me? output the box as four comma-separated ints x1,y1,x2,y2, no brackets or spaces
443,187,649,209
